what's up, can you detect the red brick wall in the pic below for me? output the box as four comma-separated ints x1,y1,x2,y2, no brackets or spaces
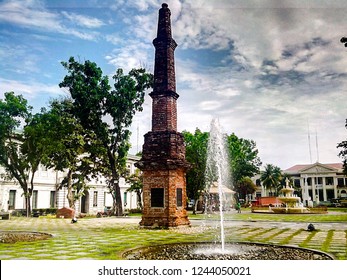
140,168,190,227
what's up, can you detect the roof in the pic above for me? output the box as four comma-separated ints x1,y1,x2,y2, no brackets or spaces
284,162,343,173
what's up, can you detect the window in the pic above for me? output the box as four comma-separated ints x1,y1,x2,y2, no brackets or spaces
151,188,164,208
338,178,345,187
124,192,128,207
326,177,334,185
316,177,323,185
32,191,38,209
93,191,98,207
294,179,300,187
176,188,183,207
50,191,56,208
9,190,16,210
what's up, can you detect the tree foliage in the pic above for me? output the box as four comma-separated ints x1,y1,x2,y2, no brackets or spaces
38,98,95,209
337,119,347,175
182,129,209,214
183,128,262,209
260,163,282,196
59,57,153,215
0,92,41,216
233,177,257,200
227,133,262,185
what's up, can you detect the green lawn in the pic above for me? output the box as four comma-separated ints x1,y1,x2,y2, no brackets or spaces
187,209,347,222
0,211,346,260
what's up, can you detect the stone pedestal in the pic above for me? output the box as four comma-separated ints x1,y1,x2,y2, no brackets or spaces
137,131,190,227
140,168,189,227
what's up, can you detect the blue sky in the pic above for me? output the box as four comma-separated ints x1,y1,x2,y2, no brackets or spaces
1,0,347,169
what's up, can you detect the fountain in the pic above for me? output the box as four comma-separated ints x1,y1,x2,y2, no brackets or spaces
123,118,332,260
204,118,233,252
272,178,310,214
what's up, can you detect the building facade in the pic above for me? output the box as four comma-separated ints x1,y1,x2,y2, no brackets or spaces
253,162,347,205
0,154,141,214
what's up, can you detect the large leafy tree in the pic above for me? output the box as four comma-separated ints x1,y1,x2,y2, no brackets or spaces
233,177,257,200
0,92,50,216
59,57,153,216
227,133,262,186
40,98,95,210
183,128,261,212
260,164,282,196
337,119,347,175
182,129,209,214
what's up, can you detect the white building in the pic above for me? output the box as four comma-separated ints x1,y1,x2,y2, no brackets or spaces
0,154,141,215
253,162,347,205
284,162,347,204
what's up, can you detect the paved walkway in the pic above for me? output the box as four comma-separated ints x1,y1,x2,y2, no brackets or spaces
0,216,346,260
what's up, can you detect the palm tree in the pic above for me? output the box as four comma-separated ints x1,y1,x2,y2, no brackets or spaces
260,164,282,196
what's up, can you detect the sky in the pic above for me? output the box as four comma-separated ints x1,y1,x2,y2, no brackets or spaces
1,0,347,170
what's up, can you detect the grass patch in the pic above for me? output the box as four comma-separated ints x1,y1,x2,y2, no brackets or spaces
0,216,346,260
188,211,347,222
280,229,305,245
299,230,318,247
321,230,334,251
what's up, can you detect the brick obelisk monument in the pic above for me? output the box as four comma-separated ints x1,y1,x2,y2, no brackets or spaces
136,3,190,227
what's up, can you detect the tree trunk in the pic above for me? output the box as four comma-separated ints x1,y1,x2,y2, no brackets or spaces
25,193,31,217
66,170,75,209
109,169,123,216
136,191,143,210
114,181,123,216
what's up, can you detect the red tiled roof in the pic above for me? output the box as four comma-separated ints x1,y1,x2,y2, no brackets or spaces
284,162,343,173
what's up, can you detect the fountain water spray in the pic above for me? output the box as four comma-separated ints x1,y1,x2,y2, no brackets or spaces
205,118,232,252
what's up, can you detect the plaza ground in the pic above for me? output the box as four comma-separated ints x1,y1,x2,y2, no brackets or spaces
0,209,346,260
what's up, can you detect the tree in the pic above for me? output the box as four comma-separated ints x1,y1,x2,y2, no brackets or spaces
182,129,209,214
0,92,43,216
39,98,95,210
234,177,257,200
260,164,282,196
227,133,262,186
183,128,261,213
337,119,347,175
59,57,153,216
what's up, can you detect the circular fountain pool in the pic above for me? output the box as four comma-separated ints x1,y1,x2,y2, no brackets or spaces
0,231,52,243
123,242,333,260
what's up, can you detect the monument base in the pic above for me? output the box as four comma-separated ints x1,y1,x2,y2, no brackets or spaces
140,215,190,228
138,168,190,228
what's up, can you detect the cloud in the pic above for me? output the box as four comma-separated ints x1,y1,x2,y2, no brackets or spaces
61,11,105,28
2,0,346,168
0,78,63,102
105,40,152,73
199,100,222,111
0,0,100,40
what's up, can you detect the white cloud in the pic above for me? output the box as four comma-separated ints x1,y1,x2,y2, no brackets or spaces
0,0,100,40
105,40,152,73
61,11,105,28
199,100,222,111
0,78,63,101
1,0,346,169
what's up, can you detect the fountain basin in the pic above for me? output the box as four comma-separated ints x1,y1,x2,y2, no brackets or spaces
271,207,310,214
0,231,52,243
123,242,333,260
